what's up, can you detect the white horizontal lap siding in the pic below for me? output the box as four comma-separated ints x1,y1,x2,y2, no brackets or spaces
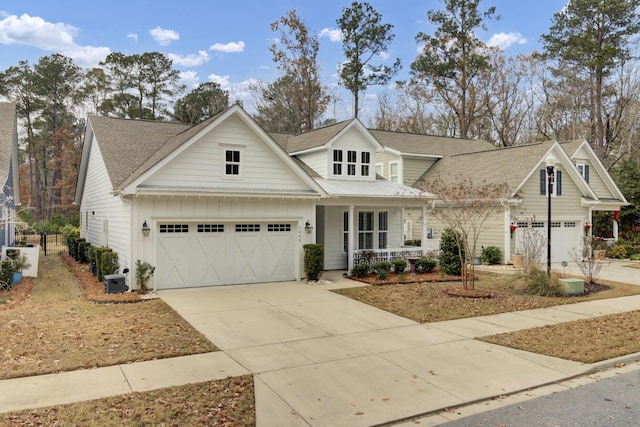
583,162,615,199
80,138,130,269
374,152,397,179
475,212,506,260
144,116,312,192
297,151,326,178
332,127,375,151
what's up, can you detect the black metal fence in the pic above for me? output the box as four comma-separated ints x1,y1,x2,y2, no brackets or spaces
18,233,68,255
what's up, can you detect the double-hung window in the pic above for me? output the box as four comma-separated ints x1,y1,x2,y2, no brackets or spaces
361,152,371,176
347,150,357,176
378,211,388,249
224,149,241,176
333,149,343,175
389,162,399,183
358,211,374,249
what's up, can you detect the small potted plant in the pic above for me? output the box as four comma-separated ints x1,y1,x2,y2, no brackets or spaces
11,254,31,284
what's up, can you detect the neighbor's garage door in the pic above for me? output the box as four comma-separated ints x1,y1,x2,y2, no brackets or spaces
156,222,297,289
515,220,581,263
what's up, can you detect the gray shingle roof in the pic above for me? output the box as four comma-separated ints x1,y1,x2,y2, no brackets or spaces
370,129,496,156
88,115,191,189
279,121,353,153
416,141,554,193
0,103,16,184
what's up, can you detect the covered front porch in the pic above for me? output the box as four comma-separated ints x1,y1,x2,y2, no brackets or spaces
317,203,433,272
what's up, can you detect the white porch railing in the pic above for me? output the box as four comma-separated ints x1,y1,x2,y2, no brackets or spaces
353,248,425,265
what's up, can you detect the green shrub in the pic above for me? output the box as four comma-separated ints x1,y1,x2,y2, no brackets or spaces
100,250,119,280
415,257,437,273
372,261,392,274
439,228,463,276
404,239,421,247
78,242,92,264
392,259,408,273
135,260,155,292
61,224,80,245
480,246,502,265
608,243,628,259
630,253,640,261
93,247,114,280
0,260,15,291
377,269,389,280
525,267,561,296
351,263,370,278
303,244,324,280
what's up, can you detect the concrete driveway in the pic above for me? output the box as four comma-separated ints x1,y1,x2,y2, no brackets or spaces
158,278,588,427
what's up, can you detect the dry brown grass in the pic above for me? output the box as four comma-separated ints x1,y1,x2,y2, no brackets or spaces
333,271,640,323
0,375,255,426
480,311,640,363
0,253,217,380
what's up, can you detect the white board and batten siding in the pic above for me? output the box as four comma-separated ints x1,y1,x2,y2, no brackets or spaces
79,136,130,272
143,116,313,193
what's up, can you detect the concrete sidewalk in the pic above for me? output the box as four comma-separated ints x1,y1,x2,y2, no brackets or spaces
1,270,640,426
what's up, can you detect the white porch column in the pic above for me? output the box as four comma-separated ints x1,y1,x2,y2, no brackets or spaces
421,204,428,256
504,205,511,263
348,205,355,271
613,216,619,241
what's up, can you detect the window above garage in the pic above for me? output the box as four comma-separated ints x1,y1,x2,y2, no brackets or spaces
222,145,245,178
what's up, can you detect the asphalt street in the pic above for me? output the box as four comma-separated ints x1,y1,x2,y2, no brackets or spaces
440,369,640,426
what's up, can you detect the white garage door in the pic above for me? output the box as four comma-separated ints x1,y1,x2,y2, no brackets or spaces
156,222,297,289
515,220,582,263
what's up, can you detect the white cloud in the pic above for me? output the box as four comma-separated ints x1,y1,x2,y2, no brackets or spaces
0,13,109,67
487,32,527,50
168,50,210,67
149,26,179,46
127,33,138,43
209,41,245,53
207,72,258,106
179,71,200,89
319,28,342,42
378,51,390,61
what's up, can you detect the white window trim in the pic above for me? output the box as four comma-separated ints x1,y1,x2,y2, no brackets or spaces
389,161,399,183
221,145,245,179
375,162,383,177
332,149,343,176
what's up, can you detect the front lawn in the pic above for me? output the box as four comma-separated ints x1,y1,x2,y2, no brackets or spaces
0,253,217,380
333,271,640,323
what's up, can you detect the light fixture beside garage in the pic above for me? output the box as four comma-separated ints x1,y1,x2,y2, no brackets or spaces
141,220,151,237
305,221,313,234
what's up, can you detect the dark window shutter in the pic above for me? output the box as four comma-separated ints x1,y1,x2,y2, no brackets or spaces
557,170,562,195
585,165,590,183
540,170,546,195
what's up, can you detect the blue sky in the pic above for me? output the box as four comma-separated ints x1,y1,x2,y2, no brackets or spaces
0,0,568,121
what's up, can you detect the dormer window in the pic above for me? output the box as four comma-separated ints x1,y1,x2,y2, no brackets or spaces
576,163,590,183
347,150,357,175
333,149,343,175
361,152,370,176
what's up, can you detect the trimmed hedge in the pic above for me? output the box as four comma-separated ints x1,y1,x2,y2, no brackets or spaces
303,244,324,280
480,246,502,265
351,263,370,278
0,260,15,291
392,259,408,273
439,228,463,276
415,257,437,273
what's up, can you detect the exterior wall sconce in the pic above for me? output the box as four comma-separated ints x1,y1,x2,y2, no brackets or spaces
142,220,151,237
305,221,313,234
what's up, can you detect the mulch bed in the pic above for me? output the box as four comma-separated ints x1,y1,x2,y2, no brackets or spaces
350,269,463,286
0,277,34,310
60,253,144,303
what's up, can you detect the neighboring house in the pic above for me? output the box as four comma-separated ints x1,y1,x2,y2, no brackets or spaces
415,140,628,263
0,103,20,247
74,106,431,290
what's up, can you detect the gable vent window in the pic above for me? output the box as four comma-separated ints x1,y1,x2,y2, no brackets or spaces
198,224,224,233
361,152,371,176
160,224,189,233
576,164,590,183
225,149,241,176
268,224,291,232
333,149,343,175
236,224,260,232
347,150,357,175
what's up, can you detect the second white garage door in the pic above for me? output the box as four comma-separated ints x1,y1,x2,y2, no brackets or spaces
156,222,297,289
515,220,582,263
